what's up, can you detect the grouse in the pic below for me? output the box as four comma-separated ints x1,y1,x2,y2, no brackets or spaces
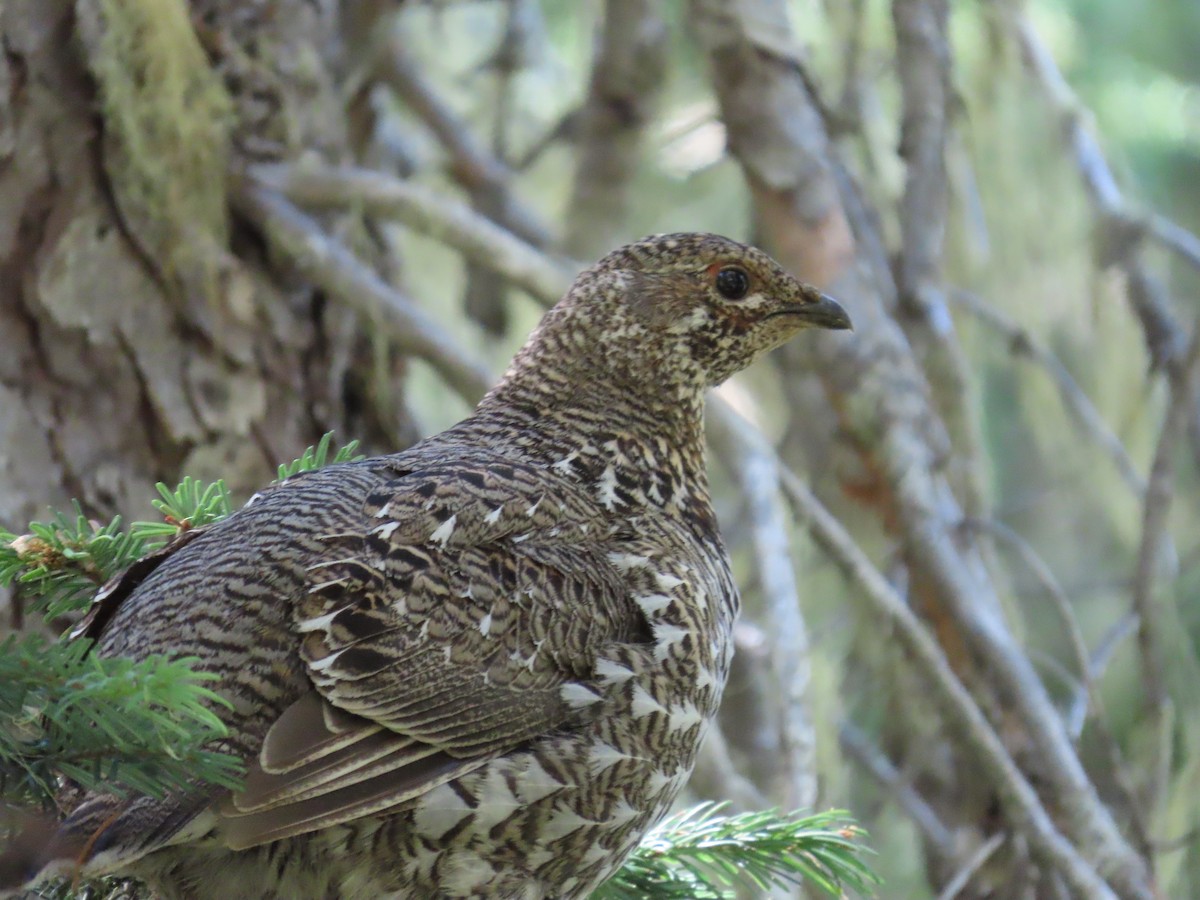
6,233,850,899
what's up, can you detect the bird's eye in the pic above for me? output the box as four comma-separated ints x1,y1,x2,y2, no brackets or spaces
714,266,750,301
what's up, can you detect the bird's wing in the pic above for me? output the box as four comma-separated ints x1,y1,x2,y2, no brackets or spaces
222,455,649,848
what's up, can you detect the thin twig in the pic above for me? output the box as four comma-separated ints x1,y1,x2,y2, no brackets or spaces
838,720,956,854
248,162,575,307
936,832,1006,900
965,518,1091,737
1090,613,1139,683
1130,325,1200,833
231,179,494,404
951,287,1145,496
1007,8,1197,474
709,406,817,810
1148,214,1200,276
771,454,1118,898
373,34,551,249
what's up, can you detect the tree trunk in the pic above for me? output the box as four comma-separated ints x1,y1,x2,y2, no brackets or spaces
0,0,415,625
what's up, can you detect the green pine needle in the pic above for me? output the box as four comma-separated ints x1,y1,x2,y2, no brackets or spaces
592,804,880,900
0,505,148,619
129,477,232,540
0,635,242,806
276,433,364,482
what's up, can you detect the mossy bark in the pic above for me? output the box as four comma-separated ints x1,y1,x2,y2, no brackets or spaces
0,0,415,618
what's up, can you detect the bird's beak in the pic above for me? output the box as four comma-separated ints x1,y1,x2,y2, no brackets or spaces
778,293,853,331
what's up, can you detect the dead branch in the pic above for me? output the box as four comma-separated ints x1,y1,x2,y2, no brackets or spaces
563,0,668,259
774,452,1119,898
709,404,817,810
950,287,1144,496
248,162,575,306
232,179,494,403
1130,326,1200,833
839,720,956,855
935,832,1006,900
893,0,986,517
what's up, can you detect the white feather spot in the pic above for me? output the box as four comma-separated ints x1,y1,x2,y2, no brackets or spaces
607,551,651,570
429,514,457,546
597,466,619,510
667,702,705,732
581,844,610,867
595,657,635,684
471,769,521,831
694,666,717,691
587,741,630,775
296,607,345,633
560,682,603,709
374,501,392,517
543,807,595,842
484,505,504,525
515,758,567,804
631,684,669,719
306,576,351,595
609,798,641,826
307,648,344,672
653,622,690,660
478,612,493,636
551,450,579,473
655,572,685,591
441,853,495,894
645,768,674,794
525,496,543,516
635,593,673,617
372,521,400,540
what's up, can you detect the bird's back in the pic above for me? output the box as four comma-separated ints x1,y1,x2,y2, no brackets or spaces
43,436,737,899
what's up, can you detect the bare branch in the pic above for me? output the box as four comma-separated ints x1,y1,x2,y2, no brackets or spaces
1130,326,1200,826
374,24,555,334
936,832,1006,900
373,34,551,250
692,2,1151,893
563,0,668,260
772,451,1119,898
1006,9,1188,377
709,404,817,810
951,287,1145,497
893,0,986,518
1148,214,1200,276
838,720,956,854
965,517,1092,738
248,162,575,307
231,179,494,404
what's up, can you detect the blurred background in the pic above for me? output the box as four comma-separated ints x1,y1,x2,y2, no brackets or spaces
1,0,1197,896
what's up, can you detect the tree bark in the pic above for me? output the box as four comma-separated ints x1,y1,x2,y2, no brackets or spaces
0,0,415,620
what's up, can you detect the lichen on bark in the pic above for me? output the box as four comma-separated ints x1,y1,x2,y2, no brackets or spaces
75,0,233,302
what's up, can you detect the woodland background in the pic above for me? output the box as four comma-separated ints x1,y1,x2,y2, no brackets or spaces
1,0,1199,897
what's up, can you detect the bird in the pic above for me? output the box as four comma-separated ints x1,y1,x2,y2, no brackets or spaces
4,233,850,899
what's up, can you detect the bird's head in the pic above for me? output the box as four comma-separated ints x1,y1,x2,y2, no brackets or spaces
511,233,851,395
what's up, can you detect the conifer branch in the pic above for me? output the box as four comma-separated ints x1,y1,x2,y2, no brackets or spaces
592,804,879,899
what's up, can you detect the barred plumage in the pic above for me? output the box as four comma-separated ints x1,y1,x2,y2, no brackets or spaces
6,233,850,899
